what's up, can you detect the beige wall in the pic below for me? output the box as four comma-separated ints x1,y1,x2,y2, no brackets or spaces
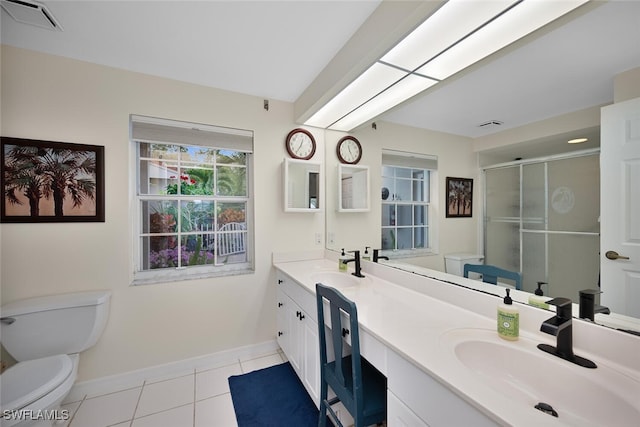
1,45,482,381
0,45,325,381
614,66,640,103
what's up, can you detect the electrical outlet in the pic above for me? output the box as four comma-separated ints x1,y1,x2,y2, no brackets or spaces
315,233,322,245
328,232,335,245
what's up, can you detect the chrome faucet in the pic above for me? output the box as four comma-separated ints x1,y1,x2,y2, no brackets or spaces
343,250,365,278
538,297,597,368
372,249,389,263
579,289,610,321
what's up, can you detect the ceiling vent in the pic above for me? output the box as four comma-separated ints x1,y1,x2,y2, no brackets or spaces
477,120,504,129
1,0,62,31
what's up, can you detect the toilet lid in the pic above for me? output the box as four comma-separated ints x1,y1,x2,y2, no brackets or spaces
0,354,73,411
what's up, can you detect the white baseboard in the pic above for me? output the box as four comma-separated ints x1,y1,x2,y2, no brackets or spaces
65,340,279,403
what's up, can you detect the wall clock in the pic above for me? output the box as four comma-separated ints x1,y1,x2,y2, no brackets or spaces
336,136,362,164
285,128,316,160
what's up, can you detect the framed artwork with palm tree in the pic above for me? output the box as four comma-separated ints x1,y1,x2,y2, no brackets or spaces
1,137,105,222
446,177,473,218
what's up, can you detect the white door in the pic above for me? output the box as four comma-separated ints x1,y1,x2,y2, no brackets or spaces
600,97,640,317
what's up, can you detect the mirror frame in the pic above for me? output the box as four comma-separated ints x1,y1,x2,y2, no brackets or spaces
337,164,370,212
283,158,323,213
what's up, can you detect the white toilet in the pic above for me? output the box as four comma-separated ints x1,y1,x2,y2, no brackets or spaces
444,253,484,276
0,291,111,427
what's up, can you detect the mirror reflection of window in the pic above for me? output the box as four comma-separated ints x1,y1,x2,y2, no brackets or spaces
381,150,437,252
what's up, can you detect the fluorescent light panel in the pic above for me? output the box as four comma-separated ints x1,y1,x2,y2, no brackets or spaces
417,0,589,80
330,74,438,131
381,0,515,72
305,62,406,128
305,0,588,131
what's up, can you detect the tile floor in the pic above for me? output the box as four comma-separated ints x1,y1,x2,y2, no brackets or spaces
61,350,287,427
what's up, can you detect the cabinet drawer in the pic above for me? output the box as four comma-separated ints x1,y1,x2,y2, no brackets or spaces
277,272,317,322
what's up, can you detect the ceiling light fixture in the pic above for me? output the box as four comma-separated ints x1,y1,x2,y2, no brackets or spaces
305,0,588,131
568,137,588,144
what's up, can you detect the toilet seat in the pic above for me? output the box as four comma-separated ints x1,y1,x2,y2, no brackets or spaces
1,354,73,412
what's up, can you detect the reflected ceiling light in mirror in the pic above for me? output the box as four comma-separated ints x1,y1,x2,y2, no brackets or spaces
568,137,588,144
330,73,438,132
304,0,588,132
381,0,514,71
417,0,589,80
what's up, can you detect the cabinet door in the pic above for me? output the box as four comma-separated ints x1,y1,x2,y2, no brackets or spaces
276,288,289,355
288,298,304,375
302,316,320,406
388,391,429,427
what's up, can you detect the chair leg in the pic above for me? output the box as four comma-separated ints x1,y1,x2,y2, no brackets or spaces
318,381,328,427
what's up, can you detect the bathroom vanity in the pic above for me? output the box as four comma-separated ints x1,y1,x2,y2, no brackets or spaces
273,251,640,427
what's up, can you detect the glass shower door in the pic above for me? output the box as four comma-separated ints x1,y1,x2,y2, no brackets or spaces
485,153,600,301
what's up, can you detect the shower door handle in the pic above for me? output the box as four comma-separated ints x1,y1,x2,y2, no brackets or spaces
605,250,630,260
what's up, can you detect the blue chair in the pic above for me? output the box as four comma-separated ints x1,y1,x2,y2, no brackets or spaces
463,264,522,290
316,283,387,427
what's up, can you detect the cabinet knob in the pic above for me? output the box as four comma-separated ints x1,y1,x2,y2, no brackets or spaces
278,279,284,284
278,331,283,337
278,302,283,307
299,313,305,320
342,328,350,337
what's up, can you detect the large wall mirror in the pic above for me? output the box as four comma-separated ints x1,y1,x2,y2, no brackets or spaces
323,121,640,335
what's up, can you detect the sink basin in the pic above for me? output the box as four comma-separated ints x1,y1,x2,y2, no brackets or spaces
309,271,367,289
440,329,640,426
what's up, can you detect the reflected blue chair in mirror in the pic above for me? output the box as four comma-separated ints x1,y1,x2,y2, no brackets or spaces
463,264,522,290
316,283,387,427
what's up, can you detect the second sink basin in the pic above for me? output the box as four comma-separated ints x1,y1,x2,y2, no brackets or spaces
309,271,368,289
440,328,640,427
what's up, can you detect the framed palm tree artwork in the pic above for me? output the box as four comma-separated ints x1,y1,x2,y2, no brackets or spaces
1,137,105,222
446,177,473,218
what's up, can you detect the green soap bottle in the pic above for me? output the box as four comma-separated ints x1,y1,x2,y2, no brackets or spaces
363,246,371,261
498,288,519,341
339,248,348,272
528,281,550,309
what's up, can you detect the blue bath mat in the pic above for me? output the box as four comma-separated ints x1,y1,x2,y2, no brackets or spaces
229,362,320,427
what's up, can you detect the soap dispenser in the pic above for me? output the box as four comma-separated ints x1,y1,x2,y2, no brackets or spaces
339,248,348,272
362,246,371,261
498,288,519,341
528,281,550,309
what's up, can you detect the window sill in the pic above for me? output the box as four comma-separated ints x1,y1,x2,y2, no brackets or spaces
131,264,254,286
379,248,438,260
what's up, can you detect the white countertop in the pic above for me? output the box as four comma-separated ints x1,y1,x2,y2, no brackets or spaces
273,254,640,427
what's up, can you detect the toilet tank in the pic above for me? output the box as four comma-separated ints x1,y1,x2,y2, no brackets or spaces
0,291,110,361
444,253,484,276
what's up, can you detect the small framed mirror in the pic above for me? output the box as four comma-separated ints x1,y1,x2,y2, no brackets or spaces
283,158,322,212
338,164,370,212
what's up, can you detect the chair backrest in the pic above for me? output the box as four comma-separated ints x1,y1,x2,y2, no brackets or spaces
463,263,522,290
316,283,363,410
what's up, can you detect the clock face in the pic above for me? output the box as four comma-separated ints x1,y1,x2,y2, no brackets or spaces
337,136,362,164
286,129,316,160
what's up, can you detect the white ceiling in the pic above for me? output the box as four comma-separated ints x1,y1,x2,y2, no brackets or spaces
2,0,640,140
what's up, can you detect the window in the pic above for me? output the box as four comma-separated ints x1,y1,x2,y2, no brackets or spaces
131,116,253,284
381,150,437,254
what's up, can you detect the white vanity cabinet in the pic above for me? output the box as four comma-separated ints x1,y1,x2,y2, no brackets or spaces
387,350,497,427
276,272,320,406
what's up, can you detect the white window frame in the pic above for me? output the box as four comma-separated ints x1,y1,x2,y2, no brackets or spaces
380,150,438,258
130,115,254,285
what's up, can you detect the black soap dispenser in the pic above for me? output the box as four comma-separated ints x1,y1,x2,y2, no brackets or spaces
528,281,549,309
